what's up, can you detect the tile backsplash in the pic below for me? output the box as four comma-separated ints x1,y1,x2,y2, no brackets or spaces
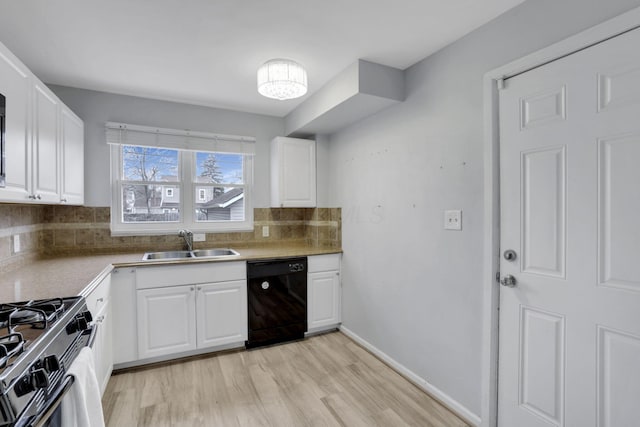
0,204,340,270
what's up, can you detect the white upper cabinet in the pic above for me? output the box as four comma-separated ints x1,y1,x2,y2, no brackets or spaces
60,105,84,204
271,137,316,207
0,41,84,205
0,44,31,200
32,83,60,203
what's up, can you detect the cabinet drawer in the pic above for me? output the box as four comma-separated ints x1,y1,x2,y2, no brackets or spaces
86,275,111,316
308,254,341,273
137,261,246,289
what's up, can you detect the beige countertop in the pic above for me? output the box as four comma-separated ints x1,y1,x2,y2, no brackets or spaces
0,246,342,303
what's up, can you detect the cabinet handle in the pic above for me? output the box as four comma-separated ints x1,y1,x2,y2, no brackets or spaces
96,297,104,303
61,198,67,203
97,315,105,323
190,287,195,291
36,194,42,200
28,194,36,200
197,286,201,291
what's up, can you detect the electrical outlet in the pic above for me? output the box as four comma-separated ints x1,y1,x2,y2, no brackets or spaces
193,233,206,242
13,235,21,253
444,210,462,230
262,226,269,237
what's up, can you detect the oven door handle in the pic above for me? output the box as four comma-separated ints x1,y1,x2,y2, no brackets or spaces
86,323,98,348
29,374,75,427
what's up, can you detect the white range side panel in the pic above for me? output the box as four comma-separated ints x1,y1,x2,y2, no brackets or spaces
111,268,138,365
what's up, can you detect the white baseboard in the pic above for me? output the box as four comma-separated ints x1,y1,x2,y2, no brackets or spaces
339,326,481,427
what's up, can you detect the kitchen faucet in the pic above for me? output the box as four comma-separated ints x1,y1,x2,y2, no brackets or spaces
178,229,193,251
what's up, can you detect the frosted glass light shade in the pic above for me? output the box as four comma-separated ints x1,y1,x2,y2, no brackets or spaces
257,59,308,100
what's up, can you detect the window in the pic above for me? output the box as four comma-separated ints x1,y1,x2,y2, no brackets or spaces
108,123,254,235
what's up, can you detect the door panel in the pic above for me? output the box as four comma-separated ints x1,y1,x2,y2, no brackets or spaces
499,27,640,427
597,133,640,291
521,146,566,277
596,327,640,427
519,306,565,426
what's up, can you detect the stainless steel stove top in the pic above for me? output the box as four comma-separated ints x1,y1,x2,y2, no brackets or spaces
0,297,93,426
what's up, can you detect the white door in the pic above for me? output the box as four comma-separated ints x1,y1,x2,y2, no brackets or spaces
308,270,341,330
498,28,640,426
137,286,197,359
0,44,31,201
196,280,247,348
60,106,84,205
32,83,60,202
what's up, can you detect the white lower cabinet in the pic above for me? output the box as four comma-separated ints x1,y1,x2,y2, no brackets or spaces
137,285,197,359
308,254,342,332
85,273,113,396
135,261,247,362
93,298,112,395
196,281,247,348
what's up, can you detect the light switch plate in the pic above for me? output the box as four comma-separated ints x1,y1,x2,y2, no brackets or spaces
444,210,462,230
193,233,206,242
13,234,21,253
262,226,269,237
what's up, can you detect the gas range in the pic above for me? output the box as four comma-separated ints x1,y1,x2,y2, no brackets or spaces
0,297,93,426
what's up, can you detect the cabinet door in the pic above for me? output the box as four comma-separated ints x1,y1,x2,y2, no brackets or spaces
308,271,341,331
32,83,59,202
92,299,112,396
60,106,84,205
0,45,31,201
137,286,196,359
196,280,247,348
271,137,316,207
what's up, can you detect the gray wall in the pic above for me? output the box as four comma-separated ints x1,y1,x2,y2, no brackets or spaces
49,86,284,207
326,0,640,419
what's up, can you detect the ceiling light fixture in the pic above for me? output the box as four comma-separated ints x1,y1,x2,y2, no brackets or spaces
257,59,307,100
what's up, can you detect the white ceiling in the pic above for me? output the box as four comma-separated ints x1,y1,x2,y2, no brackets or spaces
0,0,524,117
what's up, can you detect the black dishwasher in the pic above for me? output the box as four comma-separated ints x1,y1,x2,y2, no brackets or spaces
246,257,307,348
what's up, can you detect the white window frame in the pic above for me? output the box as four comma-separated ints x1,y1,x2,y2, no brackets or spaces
108,123,254,235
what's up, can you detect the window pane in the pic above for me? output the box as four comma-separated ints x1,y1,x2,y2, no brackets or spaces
194,186,244,222
122,145,179,182
122,184,180,223
194,152,244,185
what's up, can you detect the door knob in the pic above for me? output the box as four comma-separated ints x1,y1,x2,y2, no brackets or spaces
500,275,517,288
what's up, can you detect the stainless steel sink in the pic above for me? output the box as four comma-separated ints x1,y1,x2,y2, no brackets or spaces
142,250,194,261
142,248,239,261
191,248,239,258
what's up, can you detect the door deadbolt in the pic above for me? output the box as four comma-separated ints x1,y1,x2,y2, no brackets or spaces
503,249,517,261
500,275,517,288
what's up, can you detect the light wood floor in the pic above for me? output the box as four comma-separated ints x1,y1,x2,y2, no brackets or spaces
102,332,469,427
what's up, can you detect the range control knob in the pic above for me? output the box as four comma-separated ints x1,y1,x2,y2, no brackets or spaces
43,355,61,373
14,375,35,397
31,368,49,389
66,313,90,335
